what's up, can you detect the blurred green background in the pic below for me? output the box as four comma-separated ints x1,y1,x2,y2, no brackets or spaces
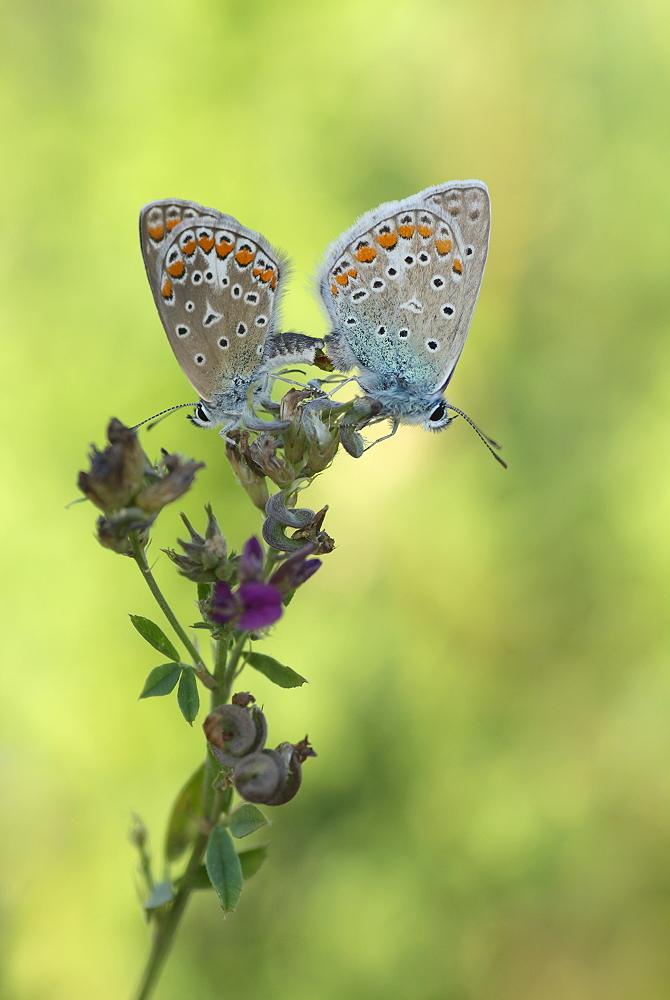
2,0,670,996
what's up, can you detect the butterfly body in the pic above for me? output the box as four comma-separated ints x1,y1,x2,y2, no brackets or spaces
139,198,323,430
318,180,490,430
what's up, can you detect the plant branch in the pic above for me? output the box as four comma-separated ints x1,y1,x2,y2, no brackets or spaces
129,532,216,689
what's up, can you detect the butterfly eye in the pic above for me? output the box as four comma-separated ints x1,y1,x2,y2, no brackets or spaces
195,403,211,423
429,403,447,423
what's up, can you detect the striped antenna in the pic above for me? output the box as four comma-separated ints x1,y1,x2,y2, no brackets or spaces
131,403,195,432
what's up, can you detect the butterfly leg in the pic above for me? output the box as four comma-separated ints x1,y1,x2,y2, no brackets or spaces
363,419,399,452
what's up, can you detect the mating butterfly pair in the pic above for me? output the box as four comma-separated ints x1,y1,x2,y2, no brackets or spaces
139,180,491,435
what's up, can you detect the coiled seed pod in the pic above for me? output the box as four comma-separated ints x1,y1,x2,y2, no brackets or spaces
233,749,287,803
203,703,267,767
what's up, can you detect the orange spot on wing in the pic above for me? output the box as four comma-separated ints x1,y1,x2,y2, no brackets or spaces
253,267,263,277
216,240,234,258
260,268,275,283
198,234,214,252
355,246,377,263
167,260,185,278
347,268,357,278
271,273,277,290
452,258,463,274
376,232,398,249
418,225,433,238
235,247,255,266
398,224,415,239
182,238,196,255
166,217,180,231
331,283,339,296
148,223,164,241
436,238,452,255
335,273,349,286
161,277,172,298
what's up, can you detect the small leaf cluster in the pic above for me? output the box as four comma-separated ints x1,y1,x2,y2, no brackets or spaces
134,615,200,723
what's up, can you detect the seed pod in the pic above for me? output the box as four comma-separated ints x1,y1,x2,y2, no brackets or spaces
233,749,287,803
203,703,266,767
263,743,304,806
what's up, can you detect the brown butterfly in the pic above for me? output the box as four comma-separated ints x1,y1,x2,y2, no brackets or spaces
140,198,323,430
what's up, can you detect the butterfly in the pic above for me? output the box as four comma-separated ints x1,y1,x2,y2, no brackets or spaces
139,198,324,430
318,180,493,437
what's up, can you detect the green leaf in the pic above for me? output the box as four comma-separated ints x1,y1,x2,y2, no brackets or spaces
178,865,213,891
177,668,200,724
191,622,214,630
165,763,204,862
144,881,175,910
229,803,268,839
206,826,243,912
130,615,180,662
197,582,213,602
238,845,269,880
139,663,182,699
246,652,307,688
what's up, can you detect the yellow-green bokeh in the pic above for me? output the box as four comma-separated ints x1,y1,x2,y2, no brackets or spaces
2,0,670,996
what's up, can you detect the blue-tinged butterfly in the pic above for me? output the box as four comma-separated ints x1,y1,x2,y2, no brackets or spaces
139,198,324,430
318,180,503,463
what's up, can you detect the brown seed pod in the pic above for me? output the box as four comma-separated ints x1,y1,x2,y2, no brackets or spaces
203,703,266,767
233,749,287,803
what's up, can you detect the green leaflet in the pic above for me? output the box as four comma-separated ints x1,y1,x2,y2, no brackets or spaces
229,803,268,839
177,668,200,724
138,663,182,699
130,615,180,662
205,826,243,912
246,651,307,688
164,763,204,862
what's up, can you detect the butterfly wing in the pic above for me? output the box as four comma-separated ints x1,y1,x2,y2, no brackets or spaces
140,199,288,402
421,180,490,386
319,180,490,395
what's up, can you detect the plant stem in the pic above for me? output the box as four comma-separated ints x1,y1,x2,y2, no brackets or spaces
129,532,216,690
132,824,210,1000
132,629,247,1000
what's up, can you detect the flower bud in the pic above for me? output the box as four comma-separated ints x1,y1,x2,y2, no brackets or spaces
225,434,271,512
135,451,205,513
165,506,232,583
78,418,150,513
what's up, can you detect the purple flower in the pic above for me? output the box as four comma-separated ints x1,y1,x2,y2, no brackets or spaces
268,542,322,595
238,536,265,583
212,580,283,631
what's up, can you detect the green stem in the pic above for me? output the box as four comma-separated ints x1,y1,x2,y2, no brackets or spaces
129,532,215,690
222,633,249,703
132,637,233,1000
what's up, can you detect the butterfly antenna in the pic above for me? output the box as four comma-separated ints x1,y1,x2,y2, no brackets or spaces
131,403,195,432
446,404,508,469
